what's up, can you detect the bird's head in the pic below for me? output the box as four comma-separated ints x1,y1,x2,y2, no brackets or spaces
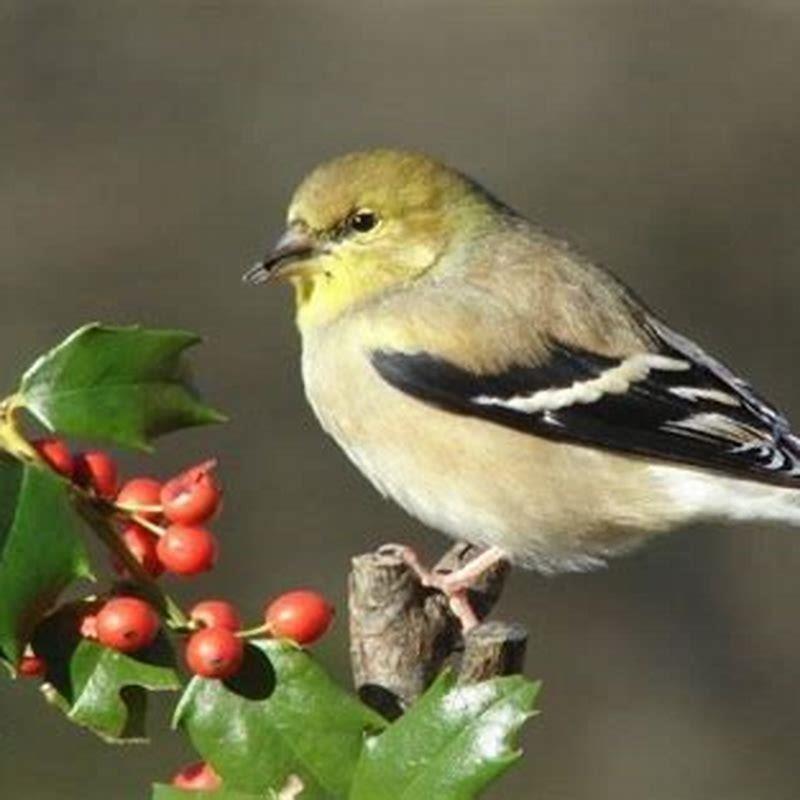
244,149,503,329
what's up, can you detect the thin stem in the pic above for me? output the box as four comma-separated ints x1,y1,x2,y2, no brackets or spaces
77,498,190,631
115,502,163,515
235,622,271,639
126,514,166,537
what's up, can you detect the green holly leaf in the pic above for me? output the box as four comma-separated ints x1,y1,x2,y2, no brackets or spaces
0,456,91,665
349,672,539,800
33,602,181,742
152,784,301,799
19,324,225,450
173,640,385,798
152,788,262,800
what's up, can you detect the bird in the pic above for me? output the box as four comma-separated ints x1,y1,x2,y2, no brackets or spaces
244,149,800,624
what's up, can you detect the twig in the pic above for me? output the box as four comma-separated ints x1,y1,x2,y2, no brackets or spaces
0,393,191,632
76,498,190,630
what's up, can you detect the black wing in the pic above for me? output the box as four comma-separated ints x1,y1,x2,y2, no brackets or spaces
371,317,800,488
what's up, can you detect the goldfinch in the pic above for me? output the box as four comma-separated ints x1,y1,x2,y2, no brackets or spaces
245,149,800,594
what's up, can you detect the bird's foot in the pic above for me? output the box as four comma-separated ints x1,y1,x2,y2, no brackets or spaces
378,544,507,632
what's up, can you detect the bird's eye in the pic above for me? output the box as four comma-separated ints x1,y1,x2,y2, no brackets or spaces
348,210,379,233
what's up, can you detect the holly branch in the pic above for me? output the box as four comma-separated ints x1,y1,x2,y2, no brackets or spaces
0,323,538,798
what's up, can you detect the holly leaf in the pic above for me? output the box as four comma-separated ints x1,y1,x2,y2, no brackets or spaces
0,456,91,665
152,787,264,800
349,672,539,800
152,783,303,799
152,783,264,800
33,602,181,742
173,640,385,798
19,324,225,450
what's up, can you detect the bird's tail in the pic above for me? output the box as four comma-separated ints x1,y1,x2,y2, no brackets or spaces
731,480,800,528
773,487,800,527
652,464,800,528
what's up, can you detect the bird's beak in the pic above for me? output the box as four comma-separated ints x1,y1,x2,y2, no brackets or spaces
243,227,318,285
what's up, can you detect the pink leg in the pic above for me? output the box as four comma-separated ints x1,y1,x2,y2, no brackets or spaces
432,546,508,594
447,590,481,632
382,544,508,631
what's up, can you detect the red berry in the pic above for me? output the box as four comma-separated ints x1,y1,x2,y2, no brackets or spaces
156,524,218,576
161,459,222,525
185,627,244,679
113,524,164,578
96,597,159,653
172,761,222,791
74,450,118,498
117,477,163,519
264,590,334,645
32,437,74,478
190,600,242,632
18,654,46,678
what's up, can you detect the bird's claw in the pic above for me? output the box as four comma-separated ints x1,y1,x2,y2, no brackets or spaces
378,543,481,631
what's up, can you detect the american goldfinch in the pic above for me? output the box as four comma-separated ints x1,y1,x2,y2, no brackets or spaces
245,149,800,597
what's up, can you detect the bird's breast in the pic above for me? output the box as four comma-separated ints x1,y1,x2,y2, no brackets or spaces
298,319,689,572
300,322,403,497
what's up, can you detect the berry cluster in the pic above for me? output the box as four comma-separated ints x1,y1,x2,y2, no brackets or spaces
34,438,222,577
22,437,335,691
116,460,222,577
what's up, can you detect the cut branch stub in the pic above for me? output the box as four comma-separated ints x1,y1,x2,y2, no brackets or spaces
458,621,528,685
348,548,451,719
347,541,526,719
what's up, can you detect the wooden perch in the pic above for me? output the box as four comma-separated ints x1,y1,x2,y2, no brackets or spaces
348,541,527,719
458,621,528,685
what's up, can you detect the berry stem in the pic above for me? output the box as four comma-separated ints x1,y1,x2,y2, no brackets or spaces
116,501,163,514
235,622,272,639
76,498,191,631
126,513,166,537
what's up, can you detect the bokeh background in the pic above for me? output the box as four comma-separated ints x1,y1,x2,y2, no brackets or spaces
2,2,800,798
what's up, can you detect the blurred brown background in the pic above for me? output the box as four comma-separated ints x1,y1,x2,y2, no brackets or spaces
2,2,800,798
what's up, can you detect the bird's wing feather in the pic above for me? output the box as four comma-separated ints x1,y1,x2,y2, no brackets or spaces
370,314,800,487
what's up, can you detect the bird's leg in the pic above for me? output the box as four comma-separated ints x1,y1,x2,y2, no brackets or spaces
431,546,509,594
379,544,508,631
445,590,481,632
